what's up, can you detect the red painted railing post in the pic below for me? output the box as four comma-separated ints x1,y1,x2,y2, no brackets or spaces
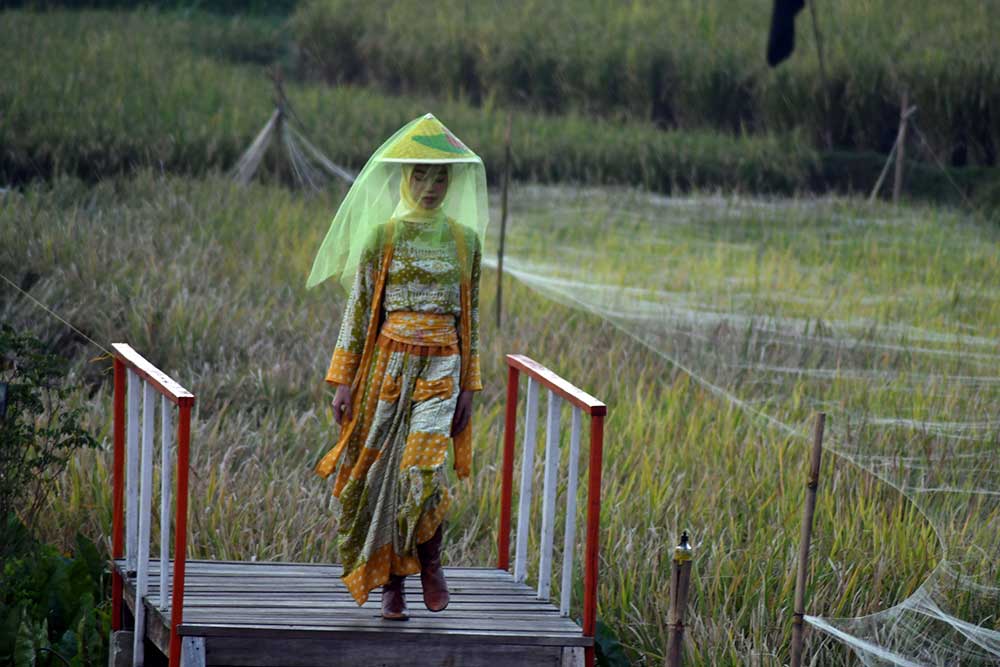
583,413,605,667
168,401,192,667
111,359,126,631
498,365,519,571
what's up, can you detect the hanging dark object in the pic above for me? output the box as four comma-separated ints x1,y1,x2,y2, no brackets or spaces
767,0,806,67
0,382,7,421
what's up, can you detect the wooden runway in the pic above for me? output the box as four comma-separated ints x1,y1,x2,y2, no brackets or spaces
114,558,589,666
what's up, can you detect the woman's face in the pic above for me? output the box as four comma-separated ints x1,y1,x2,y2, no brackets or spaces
409,164,449,209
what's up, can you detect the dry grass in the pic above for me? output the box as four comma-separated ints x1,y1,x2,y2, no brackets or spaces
5,172,993,664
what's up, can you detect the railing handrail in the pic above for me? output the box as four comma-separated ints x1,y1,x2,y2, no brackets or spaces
112,343,194,405
498,354,606,667
506,354,606,416
111,343,193,667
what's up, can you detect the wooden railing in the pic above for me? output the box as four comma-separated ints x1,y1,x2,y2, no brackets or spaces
498,354,607,667
111,344,194,667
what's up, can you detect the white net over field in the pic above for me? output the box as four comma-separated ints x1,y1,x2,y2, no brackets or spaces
488,185,1000,666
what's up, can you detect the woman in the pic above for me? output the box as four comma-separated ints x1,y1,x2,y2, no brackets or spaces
306,114,488,620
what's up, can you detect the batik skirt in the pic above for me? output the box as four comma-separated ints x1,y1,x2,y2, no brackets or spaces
330,311,461,605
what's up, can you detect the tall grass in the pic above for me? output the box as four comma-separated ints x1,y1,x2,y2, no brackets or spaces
292,0,1000,166
4,172,988,664
4,8,997,206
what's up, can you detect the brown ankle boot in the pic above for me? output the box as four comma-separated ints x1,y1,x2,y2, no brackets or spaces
381,574,409,620
417,525,450,612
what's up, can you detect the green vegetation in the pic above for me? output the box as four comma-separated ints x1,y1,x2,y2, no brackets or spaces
6,0,296,15
1,325,99,560
4,172,988,664
1,327,107,666
1,533,110,667
3,9,996,206
293,0,1000,166
3,6,998,665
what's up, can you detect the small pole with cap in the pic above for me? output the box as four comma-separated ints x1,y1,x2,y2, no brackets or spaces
665,530,693,667
790,412,826,667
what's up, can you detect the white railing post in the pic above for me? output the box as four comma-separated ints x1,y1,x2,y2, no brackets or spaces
560,407,583,616
159,394,172,611
538,390,562,599
133,382,156,666
514,377,540,583
502,354,606,665
125,370,140,574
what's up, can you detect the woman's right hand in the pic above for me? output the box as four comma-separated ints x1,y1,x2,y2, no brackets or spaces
332,384,353,425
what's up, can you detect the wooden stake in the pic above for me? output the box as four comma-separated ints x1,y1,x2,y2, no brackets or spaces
867,139,898,204
496,112,512,328
892,89,910,205
790,412,826,667
665,531,693,667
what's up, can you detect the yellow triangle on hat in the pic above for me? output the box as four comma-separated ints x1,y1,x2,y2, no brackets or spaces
380,113,479,163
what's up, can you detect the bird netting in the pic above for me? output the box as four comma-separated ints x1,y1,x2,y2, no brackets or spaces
231,107,356,192
488,184,1000,666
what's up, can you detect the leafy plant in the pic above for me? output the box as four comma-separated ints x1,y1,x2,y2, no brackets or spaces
0,324,98,558
0,532,110,667
594,619,631,667
0,327,107,665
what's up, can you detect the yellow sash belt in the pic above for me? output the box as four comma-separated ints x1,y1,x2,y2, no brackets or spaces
380,311,458,346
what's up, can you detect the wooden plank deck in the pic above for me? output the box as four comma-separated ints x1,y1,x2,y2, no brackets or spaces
114,559,590,667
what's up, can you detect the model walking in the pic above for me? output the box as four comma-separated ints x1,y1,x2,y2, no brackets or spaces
306,114,487,619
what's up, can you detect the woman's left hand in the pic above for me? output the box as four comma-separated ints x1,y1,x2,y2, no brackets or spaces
451,390,474,437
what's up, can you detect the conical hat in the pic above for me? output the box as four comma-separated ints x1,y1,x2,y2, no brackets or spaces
379,113,480,163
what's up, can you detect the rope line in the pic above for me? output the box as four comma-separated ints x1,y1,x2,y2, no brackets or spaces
0,271,111,355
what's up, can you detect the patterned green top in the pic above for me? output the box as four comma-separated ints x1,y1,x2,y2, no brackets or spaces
329,219,482,388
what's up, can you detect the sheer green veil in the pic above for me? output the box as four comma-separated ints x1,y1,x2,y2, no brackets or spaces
306,113,488,291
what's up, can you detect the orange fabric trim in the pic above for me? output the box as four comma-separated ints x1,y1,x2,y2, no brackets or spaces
379,374,401,402
315,223,396,481
332,346,390,496
448,221,474,479
400,431,450,469
413,376,454,402
339,502,451,605
465,354,482,392
377,334,458,357
332,458,352,497
341,543,422,606
325,349,361,386
381,311,458,346
350,446,382,480
452,427,472,480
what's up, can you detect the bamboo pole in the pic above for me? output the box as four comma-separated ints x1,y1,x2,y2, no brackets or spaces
790,412,826,667
496,112,512,327
867,139,898,203
868,95,916,203
665,531,693,667
892,89,910,205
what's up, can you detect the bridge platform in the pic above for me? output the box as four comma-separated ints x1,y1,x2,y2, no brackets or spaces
110,346,605,667
114,558,590,666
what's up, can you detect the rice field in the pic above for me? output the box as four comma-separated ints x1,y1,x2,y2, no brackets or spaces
5,171,997,664
3,4,999,665
292,0,1000,165
3,9,996,205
